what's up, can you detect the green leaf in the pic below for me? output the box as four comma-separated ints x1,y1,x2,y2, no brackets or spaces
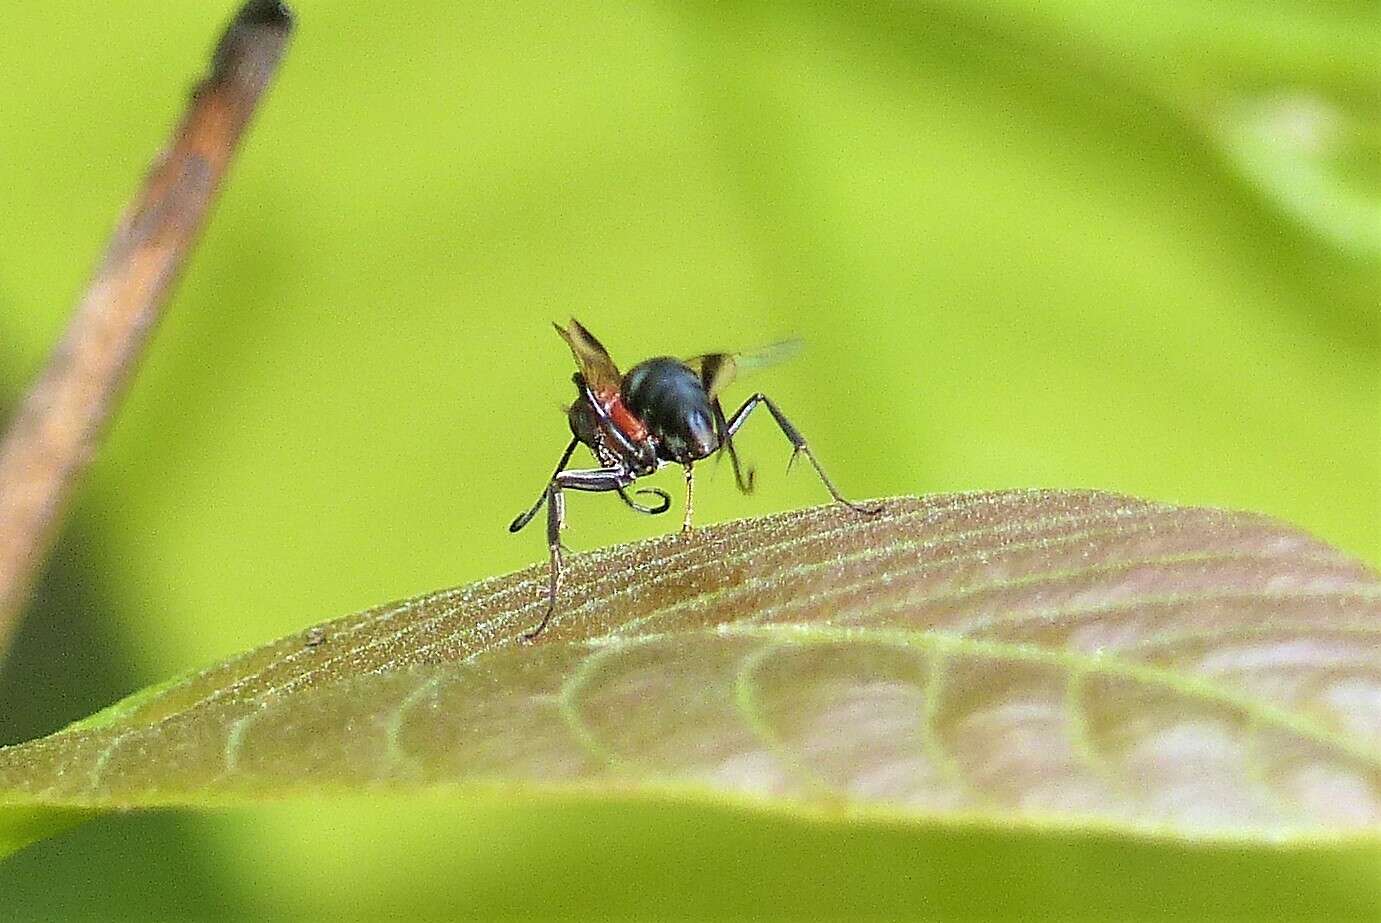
2,491,1379,913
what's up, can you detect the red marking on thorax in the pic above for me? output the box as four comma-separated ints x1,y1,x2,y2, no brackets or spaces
601,391,649,443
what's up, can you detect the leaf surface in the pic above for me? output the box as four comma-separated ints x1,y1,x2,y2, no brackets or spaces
2,491,1379,860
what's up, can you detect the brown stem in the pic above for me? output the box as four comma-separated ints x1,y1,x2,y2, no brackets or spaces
0,1,294,658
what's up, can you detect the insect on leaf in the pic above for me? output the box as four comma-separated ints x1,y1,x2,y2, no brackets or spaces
0,490,1378,915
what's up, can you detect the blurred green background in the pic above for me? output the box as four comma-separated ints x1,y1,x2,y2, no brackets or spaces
0,0,1376,917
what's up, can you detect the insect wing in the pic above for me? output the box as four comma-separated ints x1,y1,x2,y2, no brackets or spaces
685,338,803,398
554,318,622,395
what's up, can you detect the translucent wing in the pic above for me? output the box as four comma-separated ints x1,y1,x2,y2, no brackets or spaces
684,338,803,399
554,318,621,395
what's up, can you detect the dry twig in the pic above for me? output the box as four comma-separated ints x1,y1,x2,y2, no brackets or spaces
0,1,294,658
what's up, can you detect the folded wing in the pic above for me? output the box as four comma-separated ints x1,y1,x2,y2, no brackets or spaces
554,318,622,396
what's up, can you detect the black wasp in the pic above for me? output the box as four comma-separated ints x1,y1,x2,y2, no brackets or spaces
509,320,879,640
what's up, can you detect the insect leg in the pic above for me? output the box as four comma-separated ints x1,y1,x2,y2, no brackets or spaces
723,393,881,515
522,464,637,641
525,479,566,642
712,398,755,494
617,485,672,516
509,437,580,533
681,463,695,533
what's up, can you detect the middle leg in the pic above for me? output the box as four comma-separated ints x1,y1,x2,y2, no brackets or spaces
723,393,881,515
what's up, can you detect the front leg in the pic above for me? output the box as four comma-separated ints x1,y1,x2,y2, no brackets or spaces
681,463,695,534
523,465,637,641
617,485,672,516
